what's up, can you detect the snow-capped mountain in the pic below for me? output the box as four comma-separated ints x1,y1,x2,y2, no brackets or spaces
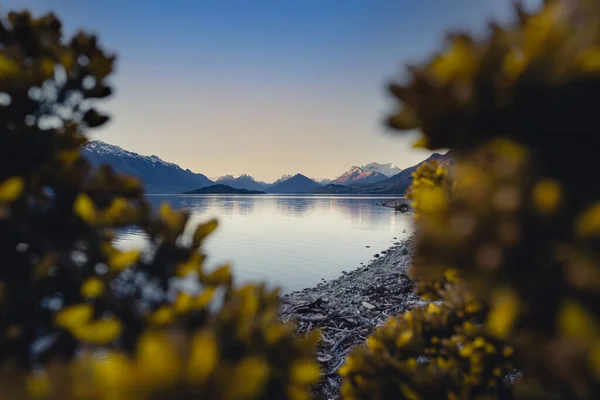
270,174,294,186
83,141,213,194
314,178,332,185
361,162,402,177
215,174,269,191
330,166,388,186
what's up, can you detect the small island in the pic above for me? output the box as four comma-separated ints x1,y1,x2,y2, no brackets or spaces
184,184,266,195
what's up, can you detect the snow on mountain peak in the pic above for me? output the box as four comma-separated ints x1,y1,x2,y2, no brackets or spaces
84,140,179,170
361,162,402,177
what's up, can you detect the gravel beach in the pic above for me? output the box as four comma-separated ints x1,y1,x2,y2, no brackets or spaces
280,235,423,399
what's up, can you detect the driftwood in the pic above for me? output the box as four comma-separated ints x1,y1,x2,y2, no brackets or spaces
279,237,428,400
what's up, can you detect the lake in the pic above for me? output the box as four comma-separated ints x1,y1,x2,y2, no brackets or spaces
114,195,413,293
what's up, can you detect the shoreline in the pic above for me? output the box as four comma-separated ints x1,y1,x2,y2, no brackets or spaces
280,235,423,399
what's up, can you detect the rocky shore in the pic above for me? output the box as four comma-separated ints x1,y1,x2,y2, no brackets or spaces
280,236,423,399
380,198,412,212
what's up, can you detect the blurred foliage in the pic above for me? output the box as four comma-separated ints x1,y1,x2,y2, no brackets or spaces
341,0,600,399
0,10,319,400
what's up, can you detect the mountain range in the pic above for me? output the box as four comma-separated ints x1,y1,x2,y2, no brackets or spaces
264,174,321,194
315,151,454,194
82,140,450,194
214,175,269,192
83,141,213,194
361,162,402,177
330,166,388,186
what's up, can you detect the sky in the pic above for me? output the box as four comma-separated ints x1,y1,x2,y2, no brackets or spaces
3,0,542,182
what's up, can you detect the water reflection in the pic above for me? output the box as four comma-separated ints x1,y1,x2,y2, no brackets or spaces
118,195,413,293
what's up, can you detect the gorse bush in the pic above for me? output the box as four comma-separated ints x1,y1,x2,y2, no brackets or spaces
341,0,600,399
0,10,319,400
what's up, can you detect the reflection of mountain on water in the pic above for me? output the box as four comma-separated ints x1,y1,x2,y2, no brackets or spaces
145,195,256,217
114,194,414,292
139,195,408,229
312,197,398,228
274,197,316,216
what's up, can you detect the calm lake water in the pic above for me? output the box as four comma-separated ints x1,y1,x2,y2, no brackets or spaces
115,195,413,293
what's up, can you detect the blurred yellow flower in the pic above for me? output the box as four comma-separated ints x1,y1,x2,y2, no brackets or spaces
81,277,105,298
532,178,562,214
74,194,97,224
55,304,93,330
486,288,518,339
0,176,24,202
186,331,218,383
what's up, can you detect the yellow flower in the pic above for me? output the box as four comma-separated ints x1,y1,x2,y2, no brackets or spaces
227,357,271,398
578,48,600,72
56,149,80,167
192,219,218,246
160,203,186,232
427,302,442,314
0,54,19,78
264,324,288,344
588,342,600,380
290,360,320,384
576,202,600,237
26,372,51,398
205,264,232,286
174,292,193,314
74,193,97,224
109,249,141,271
532,178,562,214
558,300,600,343
193,287,215,309
486,288,518,339
396,329,414,348
459,345,473,358
103,197,128,222
81,277,105,298
149,305,175,325
93,351,133,390
55,304,93,330
473,337,486,348
0,177,24,203
176,253,203,277
429,35,478,83
186,331,218,383
366,336,383,351
74,317,122,344
400,383,421,400
503,346,514,357
136,332,180,387
40,58,55,78
412,136,429,149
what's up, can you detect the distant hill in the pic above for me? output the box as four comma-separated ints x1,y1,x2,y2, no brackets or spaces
215,174,269,191
83,141,213,194
362,162,402,177
265,174,321,193
184,184,265,194
330,166,388,185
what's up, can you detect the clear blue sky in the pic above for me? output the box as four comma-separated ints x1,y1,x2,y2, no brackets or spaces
3,0,541,181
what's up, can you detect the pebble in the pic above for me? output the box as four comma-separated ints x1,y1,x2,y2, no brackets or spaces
362,301,376,310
